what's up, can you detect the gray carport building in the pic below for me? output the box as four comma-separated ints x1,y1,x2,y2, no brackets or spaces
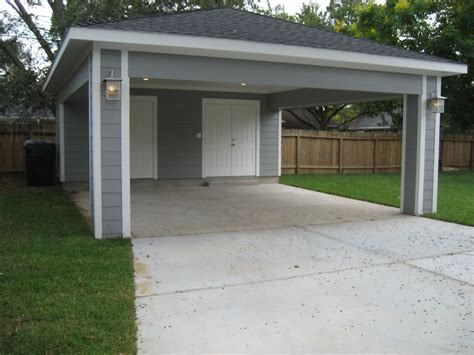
43,7,467,239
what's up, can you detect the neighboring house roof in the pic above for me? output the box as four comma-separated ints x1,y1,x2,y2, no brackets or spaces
282,110,394,131
74,7,455,64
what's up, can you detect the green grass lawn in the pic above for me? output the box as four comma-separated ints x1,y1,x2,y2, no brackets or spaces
280,171,474,226
0,188,136,353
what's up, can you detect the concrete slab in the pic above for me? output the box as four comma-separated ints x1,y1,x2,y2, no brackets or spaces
136,262,474,353
305,217,474,260
133,226,392,296
130,184,400,237
408,253,474,285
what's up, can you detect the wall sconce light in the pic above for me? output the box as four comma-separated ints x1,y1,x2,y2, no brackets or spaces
428,91,446,114
103,70,122,101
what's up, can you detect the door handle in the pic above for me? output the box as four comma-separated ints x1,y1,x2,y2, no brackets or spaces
231,143,235,146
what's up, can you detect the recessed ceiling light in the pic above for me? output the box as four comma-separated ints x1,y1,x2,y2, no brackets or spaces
241,82,247,86
143,77,149,81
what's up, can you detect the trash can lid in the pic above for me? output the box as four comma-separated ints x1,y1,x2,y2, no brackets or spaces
24,140,54,146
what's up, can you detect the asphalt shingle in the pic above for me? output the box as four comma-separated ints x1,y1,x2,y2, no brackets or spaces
74,7,454,64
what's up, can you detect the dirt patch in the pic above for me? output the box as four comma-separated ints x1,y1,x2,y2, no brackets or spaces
134,259,154,296
0,173,27,193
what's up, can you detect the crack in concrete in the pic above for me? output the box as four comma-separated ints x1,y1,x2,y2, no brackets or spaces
299,225,474,288
136,260,398,299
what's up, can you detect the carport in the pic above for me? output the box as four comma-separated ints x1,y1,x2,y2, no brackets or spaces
44,7,467,239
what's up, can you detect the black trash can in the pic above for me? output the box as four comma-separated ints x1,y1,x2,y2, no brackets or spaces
24,141,56,186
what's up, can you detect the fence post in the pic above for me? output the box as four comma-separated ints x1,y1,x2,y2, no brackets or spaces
338,137,343,174
373,138,377,174
295,135,301,174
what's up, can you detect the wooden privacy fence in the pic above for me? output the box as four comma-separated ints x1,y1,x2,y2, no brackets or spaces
0,121,56,173
0,123,472,174
282,129,474,175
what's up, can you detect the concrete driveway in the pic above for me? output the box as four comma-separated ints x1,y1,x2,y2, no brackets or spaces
132,184,474,353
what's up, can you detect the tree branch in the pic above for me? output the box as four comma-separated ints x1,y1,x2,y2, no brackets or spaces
7,0,55,61
0,38,26,70
287,109,319,130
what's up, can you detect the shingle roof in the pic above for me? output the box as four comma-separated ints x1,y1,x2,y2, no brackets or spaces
74,7,454,64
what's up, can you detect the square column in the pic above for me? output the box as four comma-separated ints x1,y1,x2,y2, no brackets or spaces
401,76,440,215
89,48,130,239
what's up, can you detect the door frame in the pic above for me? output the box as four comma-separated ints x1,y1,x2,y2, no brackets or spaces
130,95,158,179
202,98,260,178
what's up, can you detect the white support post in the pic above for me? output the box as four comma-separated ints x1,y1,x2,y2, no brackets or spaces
400,94,407,213
121,50,131,238
90,47,103,239
414,75,427,216
432,76,442,213
278,109,282,177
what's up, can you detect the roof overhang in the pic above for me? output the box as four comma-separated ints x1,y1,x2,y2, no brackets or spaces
44,27,468,93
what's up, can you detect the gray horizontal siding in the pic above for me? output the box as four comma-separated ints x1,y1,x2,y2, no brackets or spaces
64,102,89,182
100,49,122,237
130,88,280,179
423,76,438,214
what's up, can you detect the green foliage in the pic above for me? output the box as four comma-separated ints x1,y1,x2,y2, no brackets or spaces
283,0,473,133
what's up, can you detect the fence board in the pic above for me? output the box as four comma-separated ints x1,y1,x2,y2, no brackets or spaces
282,129,473,175
0,121,56,173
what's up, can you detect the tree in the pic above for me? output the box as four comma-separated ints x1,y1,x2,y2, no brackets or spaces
0,0,260,119
284,0,472,133
286,100,402,131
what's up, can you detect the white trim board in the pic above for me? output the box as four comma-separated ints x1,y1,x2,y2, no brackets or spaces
400,94,407,213
121,50,131,238
202,98,260,178
90,47,102,239
44,27,467,92
278,109,282,177
432,75,442,213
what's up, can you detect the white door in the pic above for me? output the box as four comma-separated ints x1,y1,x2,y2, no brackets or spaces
231,104,257,176
130,96,157,179
203,99,259,177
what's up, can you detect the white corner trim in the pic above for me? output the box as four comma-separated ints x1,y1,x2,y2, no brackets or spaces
278,109,282,177
256,102,261,177
121,50,131,238
432,75,442,213
58,99,65,182
153,97,158,180
91,47,102,239
400,94,407,213
415,75,427,216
